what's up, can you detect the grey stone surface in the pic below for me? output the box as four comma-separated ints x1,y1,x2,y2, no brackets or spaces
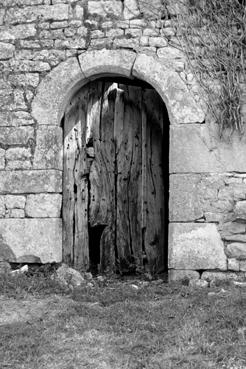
169,223,227,270
5,195,26,209
239,261,246,272
169,269,200,281
169,174,203,221
5,5,69,24
0,148,5,169
202,271,245,282
170,125,246,173
0,42,15,59
0,196,5,218
6,147,32,170
0,218,62,263
226,243,246,260
0,127,34,146
0,111,35,127
189,279,209,288
234,201,246,219
228,258,240,271
7,209,25,218
54,263,85,289
0,24,36,40
32,57,83,126
0,170,62,194
25,194,62,218
88,1,122,17
78,49,136,79
133,54,205,124
0,261,11,274
123,0,140,20
33,126,63,170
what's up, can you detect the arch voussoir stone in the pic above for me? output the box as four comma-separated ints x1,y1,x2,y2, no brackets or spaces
78,49,136,79
32,57,85,126
132,53,205,124
31,49,205,127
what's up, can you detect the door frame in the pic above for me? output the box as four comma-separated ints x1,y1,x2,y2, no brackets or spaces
31,49,205,272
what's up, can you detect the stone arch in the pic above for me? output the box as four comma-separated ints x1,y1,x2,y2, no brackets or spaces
31,49,205,126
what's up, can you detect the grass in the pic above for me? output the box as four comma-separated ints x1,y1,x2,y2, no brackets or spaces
1,270,246,368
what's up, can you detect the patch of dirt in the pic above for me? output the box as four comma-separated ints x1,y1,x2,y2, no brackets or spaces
0,295,77,326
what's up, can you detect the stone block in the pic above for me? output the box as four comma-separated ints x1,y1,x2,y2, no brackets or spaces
201,271,245,282
123,0,140,20
133,54,205,124
0,127,34,146
0,196,5,218
0,218,62,263
139,0,163,18
234,201,246,219
0,24,36,41
25,194,62,218
9,73,39,88
149,37,168,47
33,126,63,170
169,269,200,281
171,125,246,173
0,170,62,194
5,195,26,209
219,222,246,241
0,111,35,127
7,209,25,218
32,57,83,126
169,223,227,270
239,261,246,272
10,60,50,72
226,243,246,260
5,5,69,24
0,148,5,169
88,1,123,17
78,49,136,80
6,148,32,170
0,43,15,59
228,258,240,271
169,174,203,221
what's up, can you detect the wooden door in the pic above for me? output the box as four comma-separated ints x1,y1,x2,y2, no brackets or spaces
63,79,166,274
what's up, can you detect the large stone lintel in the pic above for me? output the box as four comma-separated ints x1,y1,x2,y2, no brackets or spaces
0,218,62,263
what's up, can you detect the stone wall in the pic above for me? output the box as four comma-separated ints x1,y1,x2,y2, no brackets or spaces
0,0,246,278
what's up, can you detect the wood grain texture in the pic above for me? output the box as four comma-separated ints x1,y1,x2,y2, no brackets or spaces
63,80,166,273
143,88,165,273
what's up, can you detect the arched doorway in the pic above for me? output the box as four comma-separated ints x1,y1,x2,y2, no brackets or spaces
63,77,169,274
31,49,204,277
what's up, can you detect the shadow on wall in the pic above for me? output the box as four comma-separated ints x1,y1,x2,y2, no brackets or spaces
0,235,16,262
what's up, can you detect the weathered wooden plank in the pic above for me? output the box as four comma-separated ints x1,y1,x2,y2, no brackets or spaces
122,85,143,270
143,88,165,273
99,83,117,271
63,87,90,269
114,86,133,270
88,81,116,271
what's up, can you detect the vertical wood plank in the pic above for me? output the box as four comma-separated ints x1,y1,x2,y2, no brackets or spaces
143,88,165,273
88,81,116,272
115,85,142,271
63,88,90,270
114,87,132,270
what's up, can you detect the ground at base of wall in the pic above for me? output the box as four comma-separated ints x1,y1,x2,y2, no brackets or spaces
1,271,246,369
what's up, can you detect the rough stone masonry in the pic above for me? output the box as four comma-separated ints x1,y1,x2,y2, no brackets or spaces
0,0,246,281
